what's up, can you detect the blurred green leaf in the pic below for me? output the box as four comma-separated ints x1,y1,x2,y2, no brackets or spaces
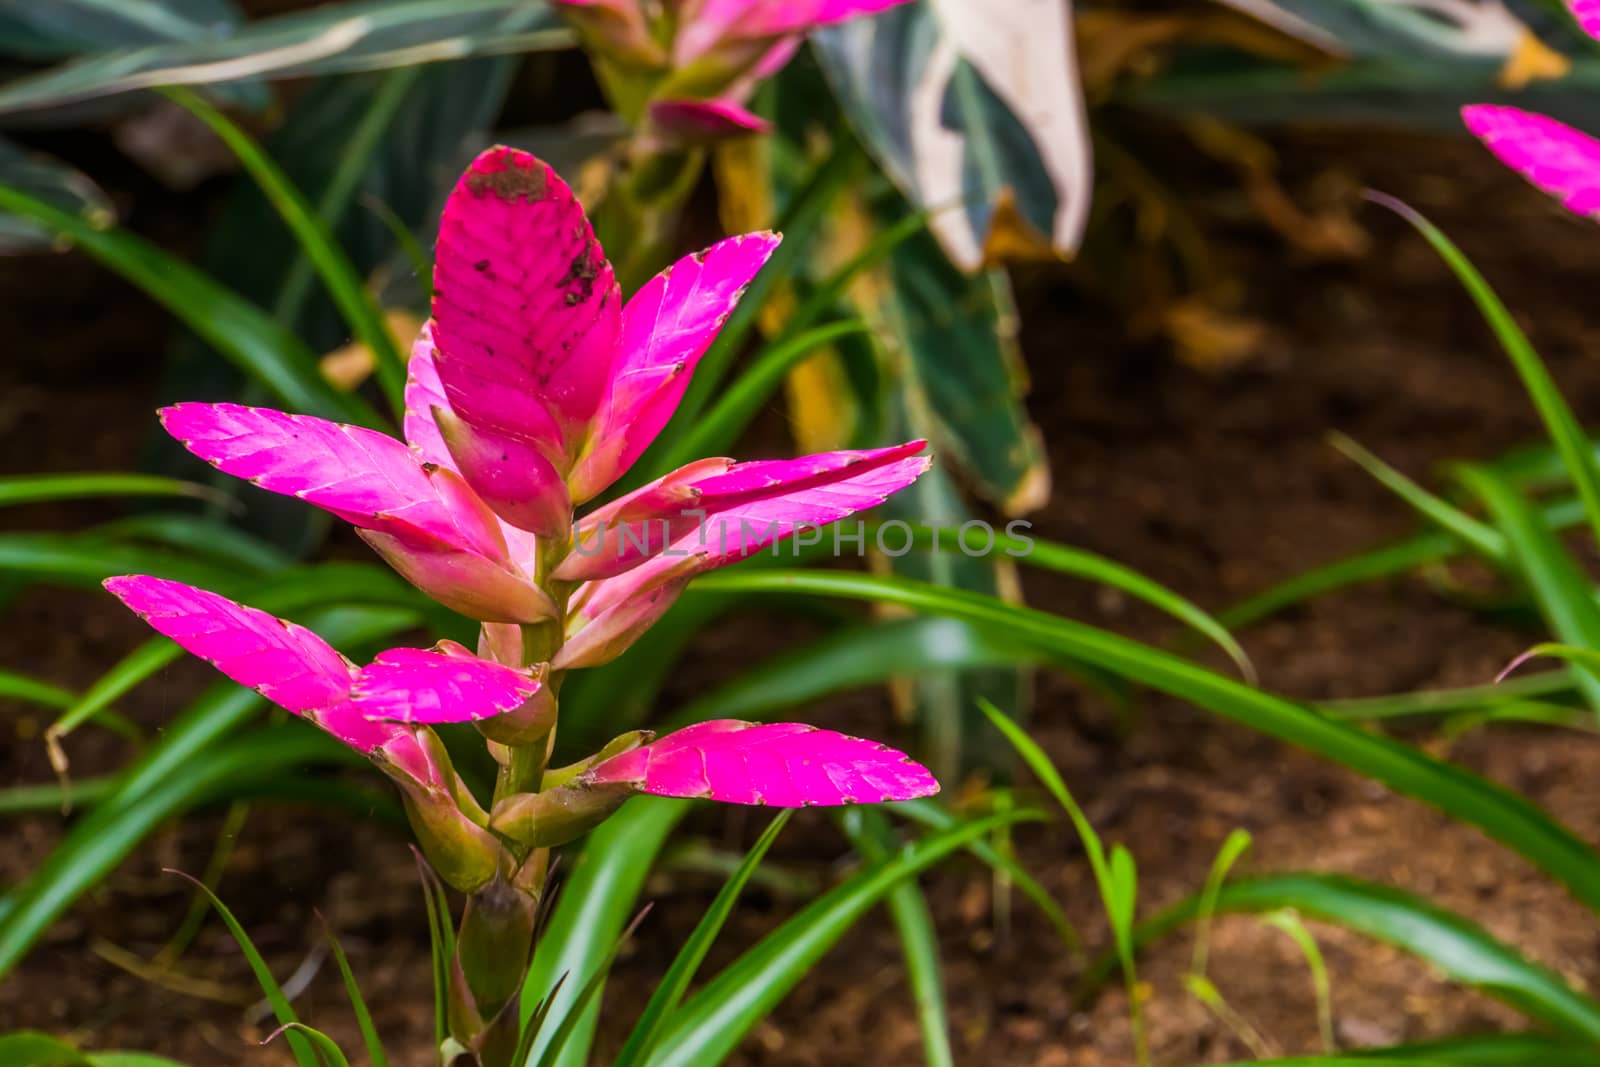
1213,0,1545,57
1326,668,1578,722
0,472,226,509
814,1,1091,270
165,84,407,415
0,532,247,592
656,143,860,454
0,0,571,115
882,462,1030,780
0,138,112,252
653,320,872,473
840,809,953,1067
0,182,379,426
873,215,1049,512
893,797,1083,953
0,605,415,978
0,0,241,60
0,1033,188,1066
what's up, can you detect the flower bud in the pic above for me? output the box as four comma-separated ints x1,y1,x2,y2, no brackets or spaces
456,874,539,1016
376,729,500,892
551,0,668,68
490,781,633,849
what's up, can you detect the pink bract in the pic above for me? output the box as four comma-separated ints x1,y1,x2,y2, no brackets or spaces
671,0,912,64
1462,104,1600,219
582,719,940,806
102,576,539,745
1573,0,1600,41
647,99,772,144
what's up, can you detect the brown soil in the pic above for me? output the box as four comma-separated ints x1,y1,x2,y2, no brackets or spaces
7,120,1600,1067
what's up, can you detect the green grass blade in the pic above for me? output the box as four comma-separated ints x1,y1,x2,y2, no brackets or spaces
1219,530,1459,630
0,726,356,983
89,514,289,575
643,809,1041,1067
892,797,1083,954
1372,193,1600,553
520,798,693,1067
0,669,74,710
0,1032,96,1065
652,320,871,474
917,525,1256,684
1329,433,1505,560
262,1022,349,1067
325,923,389,1067
979,701,1147,1065
841,809,953,1067
0,473,227,509
1343,1034,1600,1064
166,85,406,417
169,865,319,1066
1101,872,1600,1041
614,811,793,1067
534,907,654,1067
668,617,1065,729
0,775,116,815
1324,668,1577,721
0,533,248,593
84,1053,194,1066
413,854,453,1049
696,569,1600,914
1456,465,1600,712
777,209,931,342
1191,829,1252,976
1222,493,1593,630
0,607,414,977
362,192,433,297
0,183,378,426
1262,909,1335,1053
0,670,141,749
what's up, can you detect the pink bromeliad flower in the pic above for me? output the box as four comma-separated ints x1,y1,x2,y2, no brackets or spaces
104,146,936,864
1462,4,1600,218
554,0,913,142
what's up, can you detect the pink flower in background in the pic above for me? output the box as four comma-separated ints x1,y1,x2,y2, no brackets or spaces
1461,4,1600,217
105,145,937,820
554,0,916,143
1574,0,1600,39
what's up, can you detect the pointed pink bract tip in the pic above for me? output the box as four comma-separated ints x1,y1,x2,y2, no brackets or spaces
1461,103,1600,219
1573,0,1600,42
649,98,773,144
